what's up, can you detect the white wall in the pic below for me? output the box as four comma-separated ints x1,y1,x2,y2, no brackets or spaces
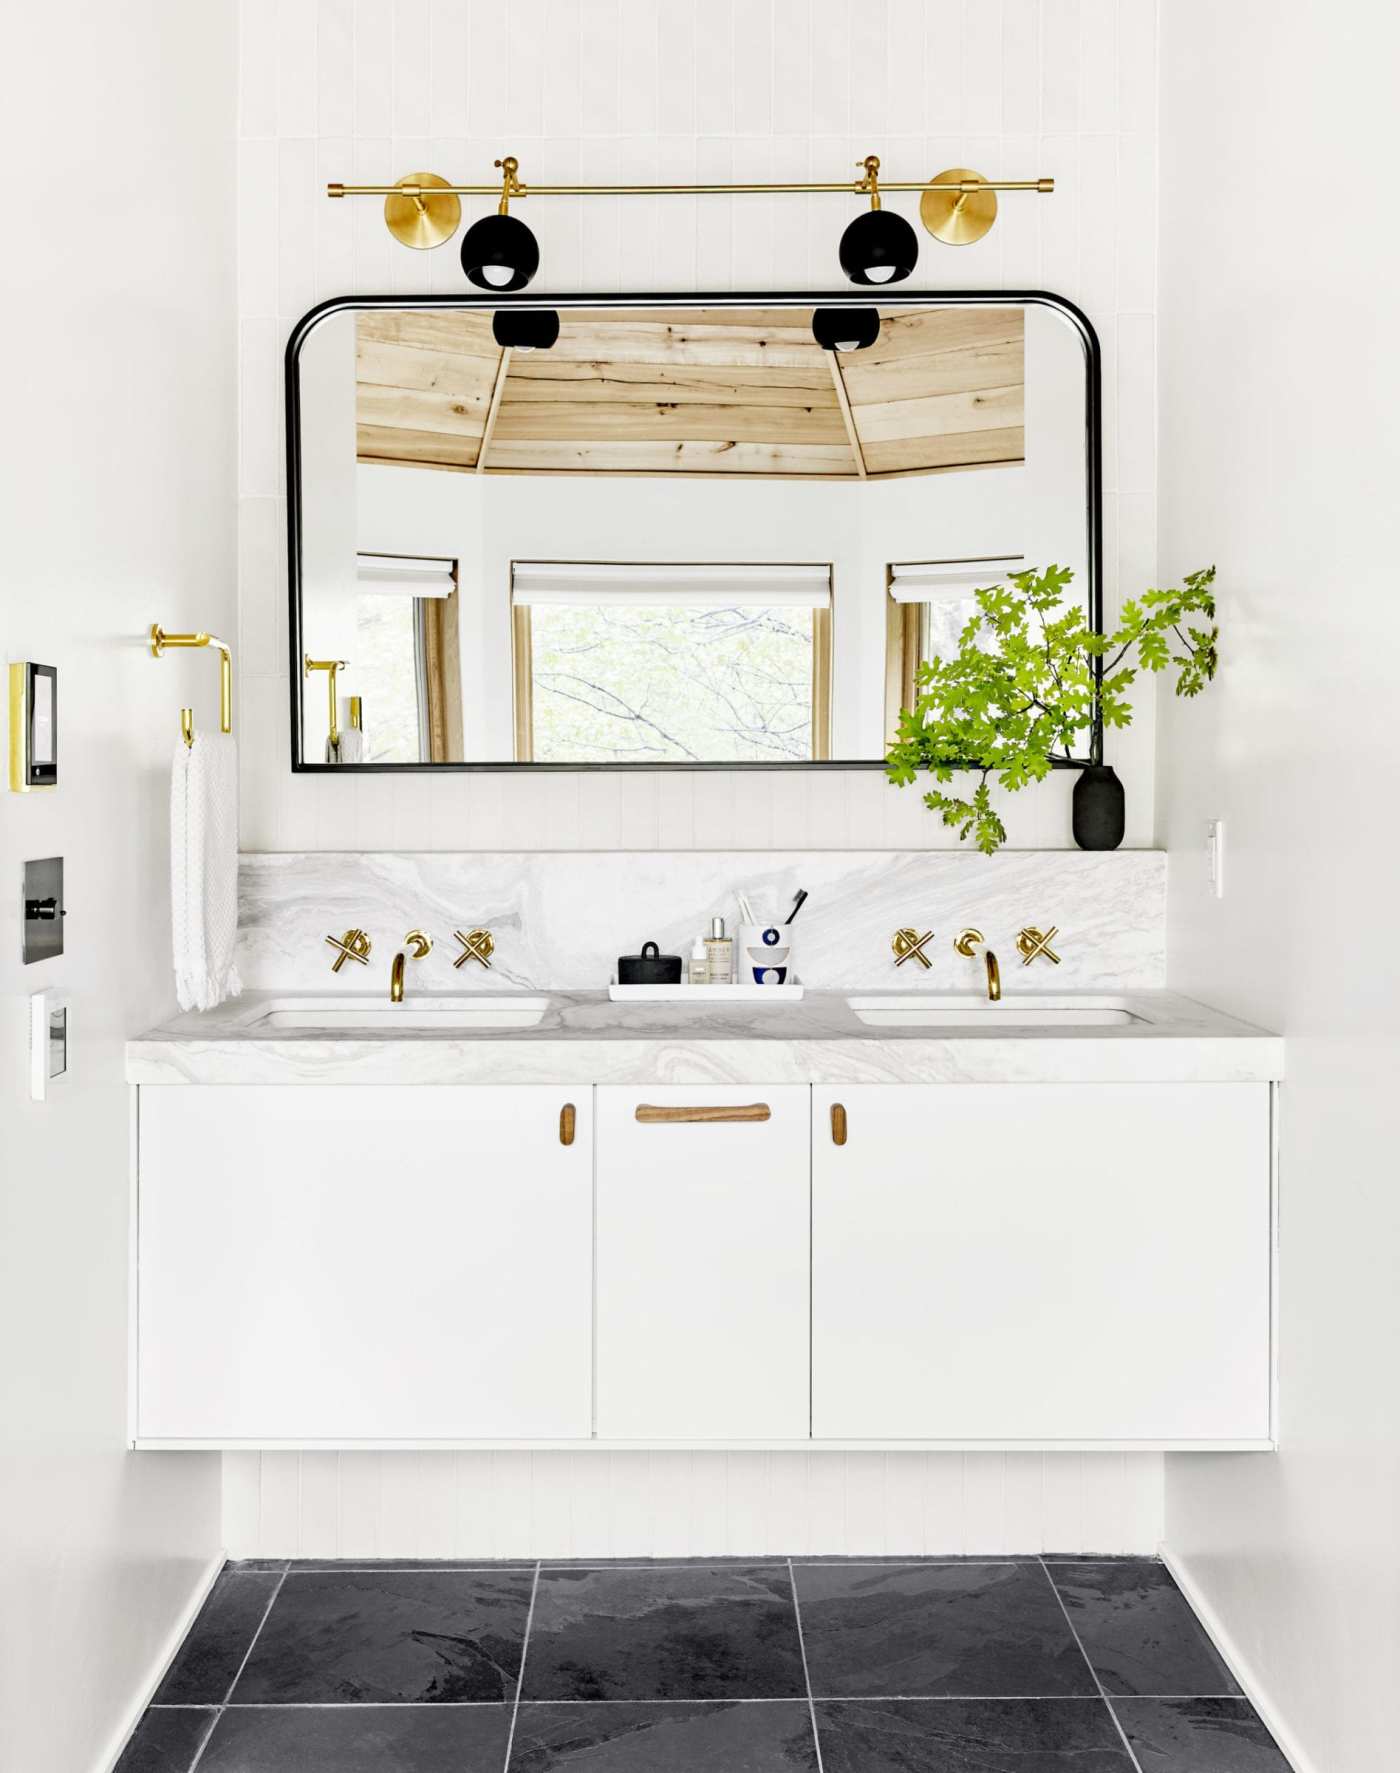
239,0,1160,851
0,4,236,1770
1157,7,1400,1770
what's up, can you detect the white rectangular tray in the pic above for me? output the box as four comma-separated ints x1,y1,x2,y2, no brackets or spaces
608,981,804,1003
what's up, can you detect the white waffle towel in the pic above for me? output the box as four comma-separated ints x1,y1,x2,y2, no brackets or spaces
330,725,366,763
171,732,242,1011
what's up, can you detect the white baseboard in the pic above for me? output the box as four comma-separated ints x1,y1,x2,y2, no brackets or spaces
95,1548,226,1773
1158,1543,1316,1773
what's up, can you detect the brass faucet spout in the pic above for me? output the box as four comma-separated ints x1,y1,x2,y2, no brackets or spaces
390,952,406,1002
985,948,1001,1002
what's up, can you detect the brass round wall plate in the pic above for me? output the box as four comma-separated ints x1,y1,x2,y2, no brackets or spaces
921,167,998,245
384,172,462,249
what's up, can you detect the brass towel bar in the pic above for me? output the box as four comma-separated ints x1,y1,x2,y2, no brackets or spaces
150,625,233,747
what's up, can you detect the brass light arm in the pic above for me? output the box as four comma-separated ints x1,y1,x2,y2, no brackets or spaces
329,175,1053,199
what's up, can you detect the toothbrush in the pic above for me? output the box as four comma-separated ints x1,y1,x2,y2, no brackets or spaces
738,892,758,926
785,889,808,925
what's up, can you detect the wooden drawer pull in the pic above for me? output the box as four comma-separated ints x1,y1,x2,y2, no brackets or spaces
831,1102,848,1146
634,1103,771,1124
559,1103,576,1145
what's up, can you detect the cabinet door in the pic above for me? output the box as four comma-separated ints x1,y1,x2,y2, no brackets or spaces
812,1084,1271,1443
138,1084,592,1441
596,1085,810,1439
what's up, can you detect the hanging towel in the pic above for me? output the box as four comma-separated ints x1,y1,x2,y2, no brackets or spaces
171,731,242,1011
330,725,366,763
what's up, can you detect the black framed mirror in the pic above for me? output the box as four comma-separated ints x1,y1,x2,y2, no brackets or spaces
286,291,1101,772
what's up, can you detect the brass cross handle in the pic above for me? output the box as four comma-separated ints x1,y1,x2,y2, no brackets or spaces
325,928,372,971
1016,925,1061,967
453,928,495,970
892,927,934,969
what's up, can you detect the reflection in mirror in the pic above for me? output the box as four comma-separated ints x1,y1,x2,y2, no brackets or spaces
291,300,1095,768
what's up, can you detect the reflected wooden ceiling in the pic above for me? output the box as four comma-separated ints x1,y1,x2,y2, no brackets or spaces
355,307,1025,479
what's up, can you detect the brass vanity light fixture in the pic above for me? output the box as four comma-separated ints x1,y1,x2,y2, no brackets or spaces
328,155,1053,271
954,928,1002,1002
325,928,372,971
452,927,495,970
839,156,919,285
304,655,347,749
1016,924,1062,967
150,625,233,746
459,157,538,290
892,927,935,969
812,305,880,352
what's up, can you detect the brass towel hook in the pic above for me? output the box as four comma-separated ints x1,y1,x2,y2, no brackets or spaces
151,624,233,745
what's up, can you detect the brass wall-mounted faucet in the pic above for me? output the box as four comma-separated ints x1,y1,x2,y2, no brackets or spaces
325,928,372,972
453,928,495,970
390,929,432,1002
891,927,934,969
1017,924,1062,967
954,928,1001,1001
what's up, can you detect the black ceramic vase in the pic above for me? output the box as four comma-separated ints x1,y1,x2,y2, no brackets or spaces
1072,764,1125,851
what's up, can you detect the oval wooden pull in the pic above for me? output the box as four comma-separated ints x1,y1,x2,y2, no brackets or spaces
559,1103,576,1145
831,1102,848,1146
634,1103,771,1124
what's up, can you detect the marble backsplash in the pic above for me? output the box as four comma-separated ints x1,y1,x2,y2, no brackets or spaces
237,850,1166,994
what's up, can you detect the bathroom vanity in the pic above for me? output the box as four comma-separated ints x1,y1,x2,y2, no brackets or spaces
127,987,1280,1454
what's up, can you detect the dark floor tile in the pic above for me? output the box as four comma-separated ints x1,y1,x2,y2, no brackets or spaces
815,1698,1134,1771
199,1703,511,1770
794,1563,1098,1699
1116,1697,1293,1770
521,1565,806,1702
152,1572,282,1704
509,1701,818,1770
288,1559,537,1572
1046,1563,1242,1697
224,1559,290,1573
113,1707,217,1772
229,1569,534,1704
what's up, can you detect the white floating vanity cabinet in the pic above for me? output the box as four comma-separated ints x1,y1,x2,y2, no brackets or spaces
133,1081,1275,1450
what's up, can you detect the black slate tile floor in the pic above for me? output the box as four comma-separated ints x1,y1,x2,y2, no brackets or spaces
114,1556,1294,1773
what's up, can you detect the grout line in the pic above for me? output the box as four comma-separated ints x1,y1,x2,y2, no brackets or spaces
787,1559,825,1773
501,1562,542,1772
1036,1557,1146,1773
187,1567,288,1772
153,1691,1252,1711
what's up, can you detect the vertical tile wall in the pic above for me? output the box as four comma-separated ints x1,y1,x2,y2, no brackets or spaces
230,0,1163,1555
238,0,1159,855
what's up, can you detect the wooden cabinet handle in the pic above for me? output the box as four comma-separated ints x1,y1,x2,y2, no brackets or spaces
559,1103,576,1145
634,1103,771,1124
831,1103,848,1146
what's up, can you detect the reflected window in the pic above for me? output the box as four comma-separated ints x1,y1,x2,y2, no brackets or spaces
511,563,833,764
885,557,1024,739
352,554,461,762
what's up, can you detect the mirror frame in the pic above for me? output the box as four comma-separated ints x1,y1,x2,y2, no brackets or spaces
284,289,1102,773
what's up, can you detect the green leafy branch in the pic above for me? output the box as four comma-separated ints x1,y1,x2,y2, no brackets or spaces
885,565,1217,853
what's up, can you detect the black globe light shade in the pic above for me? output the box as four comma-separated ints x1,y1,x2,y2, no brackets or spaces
460,211,539,290
812,306,880,352
838,207,918,285
492,307,560,352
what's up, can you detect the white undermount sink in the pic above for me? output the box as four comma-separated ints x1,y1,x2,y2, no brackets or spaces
253,996,550,1031
846,994,1148,1029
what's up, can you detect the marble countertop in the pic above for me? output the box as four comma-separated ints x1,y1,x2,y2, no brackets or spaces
126,989,1284,1087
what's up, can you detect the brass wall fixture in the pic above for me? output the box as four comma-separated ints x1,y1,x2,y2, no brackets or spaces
325,928,372,971
954,928,1002,1002
329,154,1054,290
1017,924,1062,967
304,655,346,749
891,927,934,969
453,927,495,970
150,625,233,747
